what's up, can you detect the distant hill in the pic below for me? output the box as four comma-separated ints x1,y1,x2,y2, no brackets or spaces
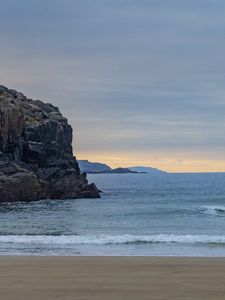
78,160,165,174
78,160,111,173
78,160,136,174
101,167,137,174
128,166,166,174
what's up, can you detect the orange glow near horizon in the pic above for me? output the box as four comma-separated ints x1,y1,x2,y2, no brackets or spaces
76,151,225,173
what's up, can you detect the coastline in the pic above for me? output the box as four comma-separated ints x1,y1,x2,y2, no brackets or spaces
1,256,225,300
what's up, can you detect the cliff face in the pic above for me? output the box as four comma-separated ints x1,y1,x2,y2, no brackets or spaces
0,85,100,202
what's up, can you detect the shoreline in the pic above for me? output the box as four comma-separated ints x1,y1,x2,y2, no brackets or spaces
0,253,225,260
1,256,225,299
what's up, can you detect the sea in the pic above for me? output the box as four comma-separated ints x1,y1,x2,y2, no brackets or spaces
1,172,225,256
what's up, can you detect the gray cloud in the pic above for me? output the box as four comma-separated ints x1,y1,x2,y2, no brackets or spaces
1,0,225,166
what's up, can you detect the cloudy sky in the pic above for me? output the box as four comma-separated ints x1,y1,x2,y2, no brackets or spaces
1,0,225,172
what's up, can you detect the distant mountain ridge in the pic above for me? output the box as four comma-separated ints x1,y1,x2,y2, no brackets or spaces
78,160,165,174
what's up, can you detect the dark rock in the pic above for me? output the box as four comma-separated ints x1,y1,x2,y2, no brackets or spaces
0,85,100,202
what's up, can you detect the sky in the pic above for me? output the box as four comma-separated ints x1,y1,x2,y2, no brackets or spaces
1,0,225,172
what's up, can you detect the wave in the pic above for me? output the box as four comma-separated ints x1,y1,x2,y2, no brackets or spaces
200,205,225,215
0,234,225,245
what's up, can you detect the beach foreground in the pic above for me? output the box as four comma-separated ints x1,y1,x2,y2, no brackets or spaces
0,257,225,299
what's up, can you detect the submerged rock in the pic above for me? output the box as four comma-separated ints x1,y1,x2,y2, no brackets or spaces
0,85,100,202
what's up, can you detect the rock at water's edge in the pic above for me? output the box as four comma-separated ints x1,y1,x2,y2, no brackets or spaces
0,85,100,202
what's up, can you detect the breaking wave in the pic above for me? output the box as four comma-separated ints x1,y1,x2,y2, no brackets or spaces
1,234,225,245
200,205,225,215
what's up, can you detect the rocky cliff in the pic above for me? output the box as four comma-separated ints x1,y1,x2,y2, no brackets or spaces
0,85,100,202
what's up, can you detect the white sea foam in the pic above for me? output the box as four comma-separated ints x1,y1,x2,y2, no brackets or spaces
1,234,225,245
200,205,225,215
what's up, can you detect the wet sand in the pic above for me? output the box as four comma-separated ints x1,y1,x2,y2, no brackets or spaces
0,256,225,300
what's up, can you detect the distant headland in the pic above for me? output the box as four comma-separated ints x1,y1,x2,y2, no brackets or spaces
78,160,166,174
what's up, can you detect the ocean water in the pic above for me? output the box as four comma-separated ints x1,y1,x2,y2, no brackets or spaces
1,173,225,256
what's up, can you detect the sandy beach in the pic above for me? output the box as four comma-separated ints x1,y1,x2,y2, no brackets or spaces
0,257,224,300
